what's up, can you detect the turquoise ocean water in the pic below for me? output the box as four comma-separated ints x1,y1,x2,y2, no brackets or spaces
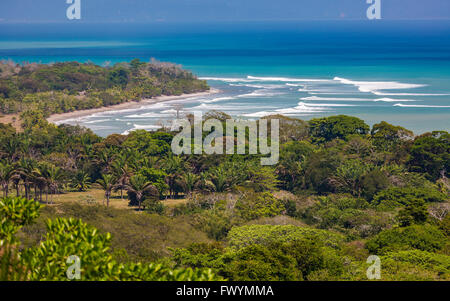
0,21,449,136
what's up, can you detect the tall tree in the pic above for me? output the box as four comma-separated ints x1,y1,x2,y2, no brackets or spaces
96,174,116,207
126,174,157,211
0,161,15,197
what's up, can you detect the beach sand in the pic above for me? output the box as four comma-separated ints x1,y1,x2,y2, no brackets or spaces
47,88,220,124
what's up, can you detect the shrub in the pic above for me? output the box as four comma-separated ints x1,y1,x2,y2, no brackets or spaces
227,225,344,251
366,224,447,255
235,192,285,221
372,187,447,210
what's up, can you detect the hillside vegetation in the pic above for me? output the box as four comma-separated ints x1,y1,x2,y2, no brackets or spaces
0,59,209,116
0,60,449,281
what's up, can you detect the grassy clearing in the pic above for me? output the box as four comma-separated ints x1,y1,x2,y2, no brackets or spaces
47,189,189,210
18,200,209,263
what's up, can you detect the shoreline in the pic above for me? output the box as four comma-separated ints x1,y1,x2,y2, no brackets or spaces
46,88,221,124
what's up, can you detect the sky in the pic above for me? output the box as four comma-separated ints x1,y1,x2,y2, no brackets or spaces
0,0,449,23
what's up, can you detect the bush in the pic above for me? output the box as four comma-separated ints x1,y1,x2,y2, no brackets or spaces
227,225,344,251
235,192,285,221
366,224,447,255
372,187,447,210
0,197,41,241
382,250,450,277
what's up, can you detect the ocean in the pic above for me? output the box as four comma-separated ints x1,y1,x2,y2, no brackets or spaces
1,21,449,136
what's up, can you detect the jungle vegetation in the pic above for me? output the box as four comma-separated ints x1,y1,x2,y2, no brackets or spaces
0,61,448,281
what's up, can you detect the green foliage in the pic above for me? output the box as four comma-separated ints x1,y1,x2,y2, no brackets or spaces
0,60,209,115
309,115,370,143
276,141,315,191
235,191,285,221
373,186,447,210
371,121,413,151
360,169,390,200
0,197,41,241
408,131,449,181
173,239,344,281
227,225,344,251
1,198,221,281
366,224,447,255
382,250,450,278
328,159,372,196
300,195,390,237
397,198,429,227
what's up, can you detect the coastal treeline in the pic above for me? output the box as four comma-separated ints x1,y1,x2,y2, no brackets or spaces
0,59,209,115
0,111,449,280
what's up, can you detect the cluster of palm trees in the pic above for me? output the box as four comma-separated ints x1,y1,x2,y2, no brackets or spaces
0,159,64,204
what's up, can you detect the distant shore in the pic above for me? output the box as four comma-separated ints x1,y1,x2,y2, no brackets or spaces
47,88,220,124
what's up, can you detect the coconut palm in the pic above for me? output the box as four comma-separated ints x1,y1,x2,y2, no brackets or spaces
163,156,183,198
47,165,65,204
96,174,116,207
71,170,91,192
112,161,132,201
181,172,200,197
16,158,36,200
125,174,158,211
94,149,115,173
32,163,50,203
0,161,15,197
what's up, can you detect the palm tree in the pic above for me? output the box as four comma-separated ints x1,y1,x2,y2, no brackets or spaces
16,158,36,200
32,163,50,203
181,172,200,198
71,170,91,192
95,149,115,173
47,165,65,205
206,167,230,192
111,161,132,201
96,174,115,207
125,174,157,211
163,156,183,198
0,161,15,197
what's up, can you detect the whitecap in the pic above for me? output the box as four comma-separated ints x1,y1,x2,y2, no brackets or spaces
334,77,426,93
393,104,450,108
247,76,330,82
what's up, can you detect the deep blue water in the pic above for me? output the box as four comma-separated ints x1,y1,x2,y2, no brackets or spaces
0,21,449,136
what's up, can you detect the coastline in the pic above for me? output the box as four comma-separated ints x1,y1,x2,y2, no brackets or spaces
47,88,221,124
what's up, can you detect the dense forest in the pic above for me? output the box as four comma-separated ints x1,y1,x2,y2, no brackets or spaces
0,61,449,281
0,59,209,115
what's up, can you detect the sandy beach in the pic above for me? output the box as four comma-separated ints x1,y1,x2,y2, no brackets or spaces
47,88,220,124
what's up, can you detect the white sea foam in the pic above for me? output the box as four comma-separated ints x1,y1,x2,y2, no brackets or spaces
247,76,330,82
199,77,255,82
372,91,450,96
374,98,416,102
203,96,236,103
124,112,171,118
83,119,111,124
243,101,348,118
301,96,374,101
300,102,357,107
237,89,284,98
121,123,162,135
230,83,284,89
333,77,426,93
393,104,450,108
301,96,416,102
